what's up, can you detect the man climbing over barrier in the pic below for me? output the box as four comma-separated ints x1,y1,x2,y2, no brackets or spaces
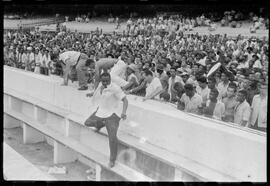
84,72,128,168
58,51,95,90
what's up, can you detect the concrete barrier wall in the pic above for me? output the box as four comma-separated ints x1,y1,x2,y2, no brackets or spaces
4,66,266,181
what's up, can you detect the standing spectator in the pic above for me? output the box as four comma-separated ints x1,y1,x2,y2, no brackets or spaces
43,48,52,75
249,82,267,132
196,76,210,104
40,48,46,74
222,83,238,122
16,47,23,69
143,70,163,101
168,68,183,102
34,48,42,74
29,48,35,72
21,49,29,70
178,83,202,114
203,88,225,120
234,89,251,126
217,72,230,99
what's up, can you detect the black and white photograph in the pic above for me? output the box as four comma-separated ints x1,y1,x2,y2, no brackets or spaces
3,0,268,182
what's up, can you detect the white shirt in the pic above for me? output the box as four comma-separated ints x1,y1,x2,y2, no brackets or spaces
145,77,163,99
250,95,267,128
92,83,126,118
234,100,251,125
59,51,81,66
110,59,127,79
196,86,210,104
180,93,202,113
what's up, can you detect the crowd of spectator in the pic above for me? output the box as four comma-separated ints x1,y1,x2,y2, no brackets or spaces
4,12,268,132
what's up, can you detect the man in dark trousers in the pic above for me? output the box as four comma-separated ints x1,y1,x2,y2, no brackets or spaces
59,51,95,90
84,72,128,168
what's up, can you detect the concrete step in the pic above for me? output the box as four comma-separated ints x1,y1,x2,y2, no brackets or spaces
4,142,56,181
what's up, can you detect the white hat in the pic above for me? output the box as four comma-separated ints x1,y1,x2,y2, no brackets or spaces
27,47,32,51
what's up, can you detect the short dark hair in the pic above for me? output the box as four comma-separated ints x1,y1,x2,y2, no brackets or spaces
207,77,217,83
228,82,237,92
210,88,219,96
85,59,95,66
100,72,111,79
184,83,194,91
238,89,247,98
197,76,207,84
144,70,153,77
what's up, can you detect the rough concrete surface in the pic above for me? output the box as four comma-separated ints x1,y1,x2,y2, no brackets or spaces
4,127,96,181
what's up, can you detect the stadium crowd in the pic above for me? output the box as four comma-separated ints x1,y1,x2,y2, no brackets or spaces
4,13,268,132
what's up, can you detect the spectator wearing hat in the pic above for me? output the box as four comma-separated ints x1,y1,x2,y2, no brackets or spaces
249,82,267,132
234,89,251,126
178,83,202,114
122,64,139,91
143,70,163,101
168,67,184,102
196,76,210,104
222,82,238,122
202,88,225,120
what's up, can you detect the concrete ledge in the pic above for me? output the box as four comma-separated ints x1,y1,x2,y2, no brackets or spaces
4,114,21,129
3,142,56,181
53,141,78,164
23,123,45,144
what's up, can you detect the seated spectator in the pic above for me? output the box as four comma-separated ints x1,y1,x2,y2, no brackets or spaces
248,82,267,132
178,83,202,114
222,82,238,122
217,72,230,99
202,88,225,120
234,89,251,126
143,70,163,101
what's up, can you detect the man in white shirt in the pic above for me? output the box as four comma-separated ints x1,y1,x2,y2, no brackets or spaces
196,76,210,104
110,58,128,88
84,72,128,168
249,82,267,132
178,83,203,114
59,51,94,90
234,89,251,126
143,70,163,101
217,72,230,99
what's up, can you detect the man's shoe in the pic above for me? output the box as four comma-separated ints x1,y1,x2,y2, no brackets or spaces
108,161,115,168
78,86,88,90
